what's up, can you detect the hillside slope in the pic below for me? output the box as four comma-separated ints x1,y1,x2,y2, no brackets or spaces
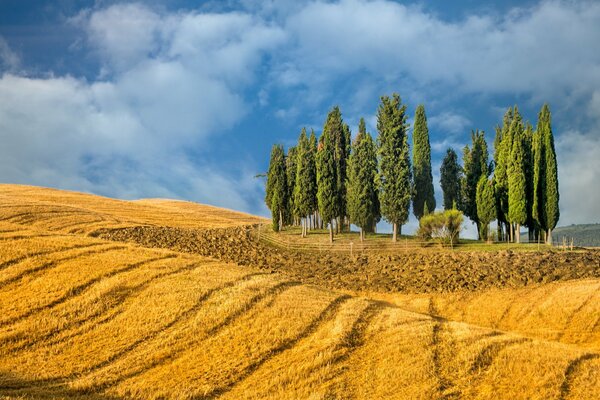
554,224,600,247
0,184,599,399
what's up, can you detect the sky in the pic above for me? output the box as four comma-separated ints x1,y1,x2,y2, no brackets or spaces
0,0,599,237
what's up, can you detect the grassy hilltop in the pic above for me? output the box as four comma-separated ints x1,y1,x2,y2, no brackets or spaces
0,184,599,399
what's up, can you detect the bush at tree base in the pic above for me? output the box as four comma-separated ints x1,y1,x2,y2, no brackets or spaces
417,209,464,247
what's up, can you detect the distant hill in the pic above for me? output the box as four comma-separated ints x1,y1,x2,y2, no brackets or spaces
553,223,600,247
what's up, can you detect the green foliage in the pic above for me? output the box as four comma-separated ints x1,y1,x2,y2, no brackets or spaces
476,175,496,240
316,121,338,228
417,209,464,247
266,144,287,231
347,128,378,236
533,104,560,237
493,107,513,227
322,106,350,223
507,110,527,226
440,148,461,210
542,105,560,232
377,94,412,232
460,130,490,233
285,146,297,224
412,104,435,219
293,128,317,221
523,122,535,231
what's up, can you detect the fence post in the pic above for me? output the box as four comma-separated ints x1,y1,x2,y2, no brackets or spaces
350,242,353,260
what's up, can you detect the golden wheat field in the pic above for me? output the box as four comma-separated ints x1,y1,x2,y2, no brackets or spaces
0,184,599,399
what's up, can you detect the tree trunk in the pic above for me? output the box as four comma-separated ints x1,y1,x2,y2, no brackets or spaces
279,210,283,232
392,223,397,242
546,229,553,245
515,223,520,243
329,222,334,243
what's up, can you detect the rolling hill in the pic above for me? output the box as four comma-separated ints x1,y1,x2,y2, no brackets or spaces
0,184,598,399
553,224,600,247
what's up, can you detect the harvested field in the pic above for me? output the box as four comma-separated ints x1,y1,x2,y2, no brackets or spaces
0,184,599,399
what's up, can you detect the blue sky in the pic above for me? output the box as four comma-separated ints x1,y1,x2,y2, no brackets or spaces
0,0,599,237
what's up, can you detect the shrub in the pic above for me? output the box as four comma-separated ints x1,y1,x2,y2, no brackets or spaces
418,209,464,248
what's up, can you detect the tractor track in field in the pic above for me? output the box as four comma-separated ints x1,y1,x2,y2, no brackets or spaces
0,255,178,354
0,242,106,272
205,294,352,399
558,353,600,400
92,279,302,390
0,245,126,290
0,272,273,391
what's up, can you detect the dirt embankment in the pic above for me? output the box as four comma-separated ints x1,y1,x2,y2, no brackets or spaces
91,225,600,293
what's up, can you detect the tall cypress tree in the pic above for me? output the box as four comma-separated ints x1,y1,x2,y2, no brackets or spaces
265,144,287,232
440,148,461,210
308,129,319,228
460,130,490,239
476,175,496,241
285,146,297,226
523,122,535,240
293,129,313,237
493,107,513,241
412,105,435,219
347,119,378,241
317,119,338,243
533,104,559,244
377,94,412,242
507,110,527,243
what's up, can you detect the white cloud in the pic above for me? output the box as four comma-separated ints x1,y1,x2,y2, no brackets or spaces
282,0,600,99
0,37,19,71
429,112,472,135
555,130,600,225
0,3,284,213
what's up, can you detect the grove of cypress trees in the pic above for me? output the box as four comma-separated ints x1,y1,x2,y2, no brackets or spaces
377,94,412,242
347,118,378,241
265,144,287,232
533,104,559,244
412,105,435,219
507,110,527,243
476,175,496,241
317,119,338,243
440,148,461,210
460,129,490,239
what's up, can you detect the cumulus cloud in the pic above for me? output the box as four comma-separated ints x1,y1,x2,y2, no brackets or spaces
282,0,600,98
0,37,19,71
555,130,600,225
429,112,472,135
0,3,284,213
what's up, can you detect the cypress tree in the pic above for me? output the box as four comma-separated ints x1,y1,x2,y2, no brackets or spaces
347,119,378,241
317,120,338,243
460,130,490,239
476,175,496,241
285,146,297,226
308,129,319,229
534,104,559,244
412,105,436,219
265,144,287,232
293,129,313,237
523,122,535,241
493,107,513,241
377,94,412,242
440,148,461,210
507,110,527,243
